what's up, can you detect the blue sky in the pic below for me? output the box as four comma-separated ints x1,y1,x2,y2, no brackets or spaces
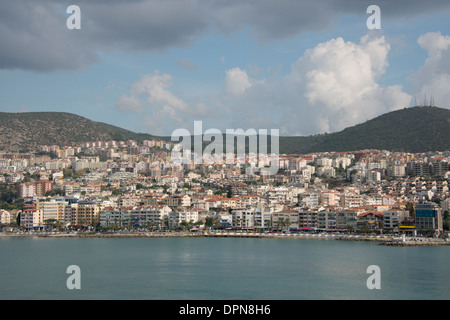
0,1,449,137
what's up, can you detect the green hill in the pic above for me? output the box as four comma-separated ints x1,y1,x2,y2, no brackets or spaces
278,106,450,154
0,106,448,153
0,112,159,152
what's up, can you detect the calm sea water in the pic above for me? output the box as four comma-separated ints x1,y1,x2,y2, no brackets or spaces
1,236,449,300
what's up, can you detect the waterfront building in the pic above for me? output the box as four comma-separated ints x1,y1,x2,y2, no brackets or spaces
298,209,317,230
382,209,410,231
19,208,44,231
317,209,336,230
356,211,384,231
69,201,101,226
168,210,199,228
100,207,133,228
414,202,443,235
37,200,67,222
335,210,358,230
272,209,299,231
130,205,172,229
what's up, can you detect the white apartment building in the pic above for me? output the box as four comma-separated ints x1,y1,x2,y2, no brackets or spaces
100,207,133,227
20,210,44,230
232,207,272,229
169,210,200,227
131,205,172,228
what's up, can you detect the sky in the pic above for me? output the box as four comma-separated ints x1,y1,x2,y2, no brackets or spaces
0,0,450,137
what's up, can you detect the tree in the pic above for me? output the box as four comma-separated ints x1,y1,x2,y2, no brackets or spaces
405,201,415,218
443,211,450,231
205,217,214,227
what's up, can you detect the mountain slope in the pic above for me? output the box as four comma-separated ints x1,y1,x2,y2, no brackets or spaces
0,112,158,152
0,106,448,153
279,106,450,154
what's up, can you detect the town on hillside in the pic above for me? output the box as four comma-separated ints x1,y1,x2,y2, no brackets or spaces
0,138,449,238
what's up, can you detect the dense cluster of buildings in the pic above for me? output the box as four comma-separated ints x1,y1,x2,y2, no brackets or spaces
0,139,449,237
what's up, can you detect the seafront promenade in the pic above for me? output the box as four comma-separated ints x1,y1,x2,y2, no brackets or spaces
2,231,449,246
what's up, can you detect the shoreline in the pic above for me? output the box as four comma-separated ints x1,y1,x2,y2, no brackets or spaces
1,231,449,246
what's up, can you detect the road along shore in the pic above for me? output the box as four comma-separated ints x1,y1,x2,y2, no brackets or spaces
2,231,449,246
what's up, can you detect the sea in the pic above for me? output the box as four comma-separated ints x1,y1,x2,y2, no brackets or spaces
1,236,449,300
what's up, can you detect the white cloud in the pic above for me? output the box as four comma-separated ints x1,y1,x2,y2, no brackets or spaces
224,67,252,95
115,94,144,113
117,35,418,137
220,35,412,135
410,32,450,107
116,71,214,133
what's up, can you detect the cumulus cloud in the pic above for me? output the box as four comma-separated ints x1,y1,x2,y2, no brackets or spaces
219,35,412,135
224,67,253,95
409,32,450,108
115,94,145,114
116,71,212,133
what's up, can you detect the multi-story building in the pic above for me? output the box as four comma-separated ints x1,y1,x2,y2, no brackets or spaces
408,161,431,177
100,206,133,228
169,210,200,228
431,159,449,177
415,202,443,235
382,209,409,231
68,201,101,226
356,212,384,231
19,209,44,230
271,209,298,230
37,200,67,223
165,194,191,208
232,209,257,229
130,205,172,229
320,190,340,207
231,207,274,230
18,182,36,198
35,180,52,197
317,209,336,230
340,193,364,208
298,209,317,230
335,210,358,230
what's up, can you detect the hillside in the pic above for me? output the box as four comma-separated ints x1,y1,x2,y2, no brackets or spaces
0,112,158,152
0,106,448,153
279,106,450,154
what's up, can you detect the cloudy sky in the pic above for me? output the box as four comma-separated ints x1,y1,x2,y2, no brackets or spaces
0,0,449,137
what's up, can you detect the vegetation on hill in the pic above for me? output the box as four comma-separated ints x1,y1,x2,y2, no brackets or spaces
0,106,448,153
279,106,450,154
0,112,160,151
